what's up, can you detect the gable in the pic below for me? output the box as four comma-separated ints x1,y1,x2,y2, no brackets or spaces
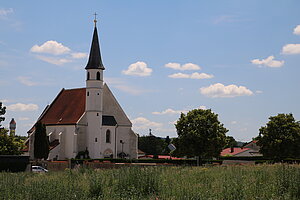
102,84,132,126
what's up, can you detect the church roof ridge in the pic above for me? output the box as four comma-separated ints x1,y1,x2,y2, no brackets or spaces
85,25,105,70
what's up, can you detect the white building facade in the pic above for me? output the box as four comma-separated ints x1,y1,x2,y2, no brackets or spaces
28,22,138,160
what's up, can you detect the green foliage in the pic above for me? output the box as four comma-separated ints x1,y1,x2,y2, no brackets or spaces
0,102,23,155
138,135,166,155
174,109,228,158
224,136,238,148
0,129,23,155
34,122,49,160
0,165,300,199
0,102,6,128
257,113,300,159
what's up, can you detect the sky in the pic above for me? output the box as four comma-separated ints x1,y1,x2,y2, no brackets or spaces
1,1,300,141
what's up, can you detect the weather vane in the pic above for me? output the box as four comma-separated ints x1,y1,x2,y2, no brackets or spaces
93,12,98,27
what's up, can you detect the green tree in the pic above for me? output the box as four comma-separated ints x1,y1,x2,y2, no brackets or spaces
224,136,238,148
138,135,165,155
0,129,23,155
34,121,49,160
0,102,6,129
0,102,23,155
173,109,228,159
257,113,300,160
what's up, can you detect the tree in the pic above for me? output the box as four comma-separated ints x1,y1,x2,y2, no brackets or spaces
138,135,165,155
0,129,23,155
257,113,300,160
34,121,49,160
0,102,6,129
173,109,228,159
224,136,238,148
0,102,23,155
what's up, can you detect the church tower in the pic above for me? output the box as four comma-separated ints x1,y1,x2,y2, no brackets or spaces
85,17,105,158
9,118,16,136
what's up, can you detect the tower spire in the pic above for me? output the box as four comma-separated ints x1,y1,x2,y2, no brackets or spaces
85,13,105,70
93,12,97,27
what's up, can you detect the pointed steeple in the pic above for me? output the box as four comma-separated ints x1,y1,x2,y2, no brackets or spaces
85,23,105,70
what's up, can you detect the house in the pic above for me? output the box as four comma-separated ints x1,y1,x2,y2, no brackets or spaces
27,20,138,160
220,141,262,157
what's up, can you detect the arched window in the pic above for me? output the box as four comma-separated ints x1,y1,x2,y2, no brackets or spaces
87,72,90,80
96,72,100,80
106,130,111,143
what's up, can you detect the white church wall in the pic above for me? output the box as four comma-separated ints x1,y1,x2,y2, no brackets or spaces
102,84,132,126
48,144,60,160
116,126,138,159
46,125,77,159
101,126,116,158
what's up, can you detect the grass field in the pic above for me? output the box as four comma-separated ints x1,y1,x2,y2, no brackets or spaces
0,164,299,200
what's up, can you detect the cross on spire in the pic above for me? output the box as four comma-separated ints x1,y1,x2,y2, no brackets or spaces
93,12,98,27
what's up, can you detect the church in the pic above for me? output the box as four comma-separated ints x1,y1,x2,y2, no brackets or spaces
27,19,138,160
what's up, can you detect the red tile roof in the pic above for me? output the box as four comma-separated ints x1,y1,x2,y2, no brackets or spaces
39,88,86,125
220,147,250,156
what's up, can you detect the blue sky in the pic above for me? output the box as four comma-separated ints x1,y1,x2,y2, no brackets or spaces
1,1,300,141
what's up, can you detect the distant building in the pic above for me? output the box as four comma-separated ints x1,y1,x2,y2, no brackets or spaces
27,19,138,160
9,118,16,136
220,141,262,157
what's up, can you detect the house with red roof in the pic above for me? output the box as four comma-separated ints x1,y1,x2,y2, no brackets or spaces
220,141,262,157
27,20,137,160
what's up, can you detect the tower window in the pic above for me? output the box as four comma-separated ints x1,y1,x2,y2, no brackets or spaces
87,72,90,80
106,130,111,143
87,92,89,96
97,72,100,80
97,113,99,116
95,138,97,142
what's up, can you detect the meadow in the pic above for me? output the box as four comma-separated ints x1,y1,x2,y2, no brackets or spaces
0,164,299,200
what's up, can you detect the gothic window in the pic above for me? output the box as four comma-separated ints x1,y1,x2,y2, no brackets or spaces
87,72,90,80
97,72,100,80
106,130,111,143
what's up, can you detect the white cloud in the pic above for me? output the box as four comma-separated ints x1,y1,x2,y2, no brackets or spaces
168,73,189,79
165,62,201,71
282,44,300,55
36,55,72,65
71,52,88,59
105,77,146,95
169,72,214,79
122,61,152,76
131,117,162,130
0,99,9,103
152,108,188,115
31,40,71,55
0,8,13,16
199,105,207,110
19,117,29,121
293,25,300,35
213,15,241,24
256,90,263,94
251,56,284,68
113,85,144,95
7,103,38,111
17,76,37,86
200,83,253,98
231,121,237,125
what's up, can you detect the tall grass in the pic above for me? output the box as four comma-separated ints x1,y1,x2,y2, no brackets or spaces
0,164,299,200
